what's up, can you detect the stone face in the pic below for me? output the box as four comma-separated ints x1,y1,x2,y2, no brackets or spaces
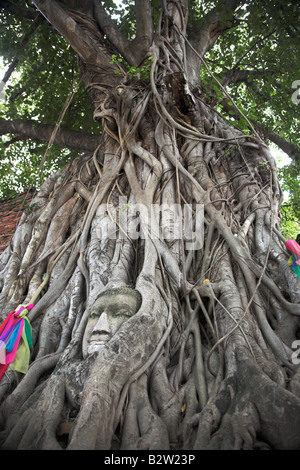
82,286,142,358
0,190,35,253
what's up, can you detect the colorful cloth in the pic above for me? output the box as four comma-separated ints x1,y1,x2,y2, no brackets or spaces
286,239,300,277
0,303,34,381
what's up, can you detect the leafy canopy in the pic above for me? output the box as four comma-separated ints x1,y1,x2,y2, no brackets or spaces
0,0,299,235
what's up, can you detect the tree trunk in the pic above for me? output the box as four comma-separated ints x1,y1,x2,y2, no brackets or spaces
0,0,300,450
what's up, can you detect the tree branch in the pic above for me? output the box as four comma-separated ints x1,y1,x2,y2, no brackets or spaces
221,68,275,88
63,0,94,16
0,0,38,19
219,68,299,161
1,13,44,85
0,118,101,153
220,98,299,162
93,0,135,65
93,0,153,67
186,0,242,84
132,0,153,64
32,0,102,66
253,121,299,163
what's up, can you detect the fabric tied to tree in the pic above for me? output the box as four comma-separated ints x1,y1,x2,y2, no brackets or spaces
0,303,34,381
286,239,300,278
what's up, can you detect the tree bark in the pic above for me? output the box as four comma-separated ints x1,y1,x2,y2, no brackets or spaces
0,118,101,153
0,0,300,451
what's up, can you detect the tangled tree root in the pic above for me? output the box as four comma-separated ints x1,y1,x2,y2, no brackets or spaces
0,0,300,450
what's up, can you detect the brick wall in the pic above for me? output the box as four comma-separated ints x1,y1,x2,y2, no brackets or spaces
0,190,35,253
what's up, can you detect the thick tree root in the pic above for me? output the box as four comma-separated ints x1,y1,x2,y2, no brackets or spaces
0,2,300,449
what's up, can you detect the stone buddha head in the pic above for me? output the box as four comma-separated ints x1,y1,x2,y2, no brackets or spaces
82,286,142,358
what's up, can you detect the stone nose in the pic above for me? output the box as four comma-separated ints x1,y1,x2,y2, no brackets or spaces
93,312,110,335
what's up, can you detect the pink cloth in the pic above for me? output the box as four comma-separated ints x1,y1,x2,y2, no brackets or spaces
0,312,23,380
286,239,300,256
14,303,34,317
0,303,34,380
286,239,300,265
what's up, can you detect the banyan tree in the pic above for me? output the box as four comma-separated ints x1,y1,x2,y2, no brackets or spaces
0,0,300,450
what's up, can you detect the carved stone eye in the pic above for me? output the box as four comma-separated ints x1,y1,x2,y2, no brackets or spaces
116,309,131,317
